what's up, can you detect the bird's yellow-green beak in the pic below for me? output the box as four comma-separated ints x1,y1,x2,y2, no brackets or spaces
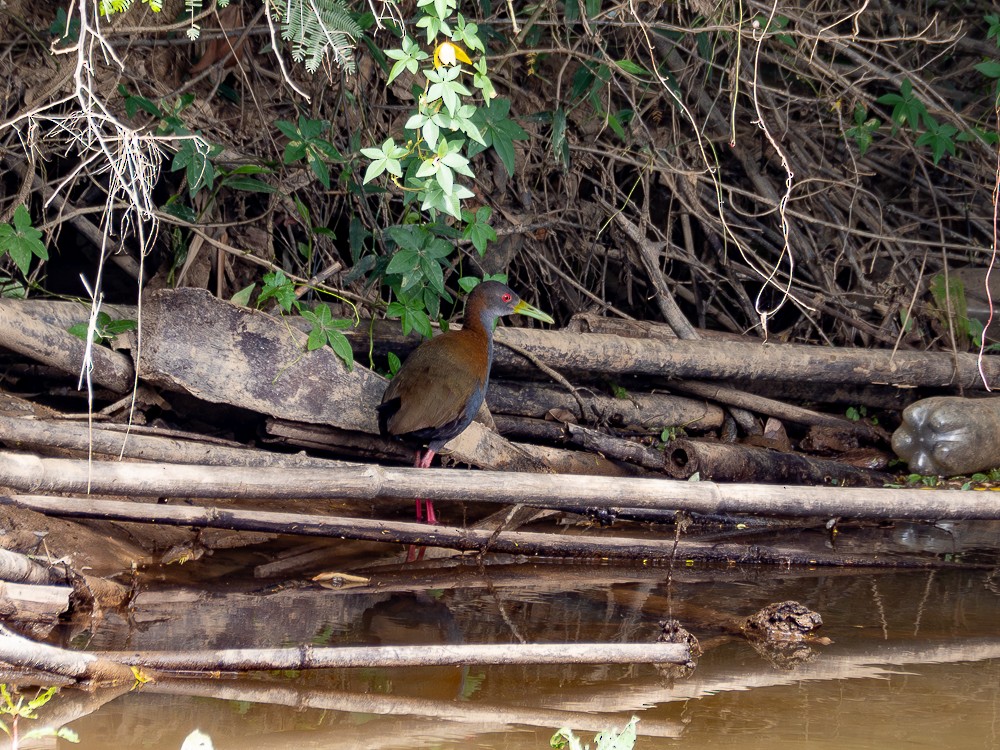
513,299,555,324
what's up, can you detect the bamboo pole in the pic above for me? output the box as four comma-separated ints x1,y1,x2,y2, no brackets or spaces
0,451,996,520
1,493,948,566
101,642,689,671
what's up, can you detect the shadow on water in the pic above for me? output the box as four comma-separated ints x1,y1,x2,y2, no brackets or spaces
30,521,1000,749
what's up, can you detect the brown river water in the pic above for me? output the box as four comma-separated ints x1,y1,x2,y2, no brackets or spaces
25,520,1000,749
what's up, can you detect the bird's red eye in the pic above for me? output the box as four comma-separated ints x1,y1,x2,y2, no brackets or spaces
502,293,512,302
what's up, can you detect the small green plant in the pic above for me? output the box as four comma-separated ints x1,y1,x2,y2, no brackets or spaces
254,270,356,370
877,79,927,135
660,426,685,443
49,6,80,45
551,716,638,750
928,273,985,349
914,114,958,164
67,312,138,344
0,685,78,748
0,205,48,277
609,383,629,399
906,473,940,487
754,13,797,49
845,405,866,422
845,104,881,156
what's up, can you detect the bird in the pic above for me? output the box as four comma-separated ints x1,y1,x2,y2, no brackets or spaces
378,280,554,524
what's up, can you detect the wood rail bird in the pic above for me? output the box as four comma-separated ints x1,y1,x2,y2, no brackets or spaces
377,280,554,524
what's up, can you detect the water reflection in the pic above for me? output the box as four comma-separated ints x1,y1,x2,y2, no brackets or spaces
27,552,1000,749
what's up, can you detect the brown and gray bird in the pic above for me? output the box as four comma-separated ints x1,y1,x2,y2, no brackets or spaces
377,280,554,523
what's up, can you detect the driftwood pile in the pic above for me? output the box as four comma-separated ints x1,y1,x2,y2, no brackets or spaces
0,287,998,634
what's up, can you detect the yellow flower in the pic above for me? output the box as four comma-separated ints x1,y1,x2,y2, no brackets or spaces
433,41,473,69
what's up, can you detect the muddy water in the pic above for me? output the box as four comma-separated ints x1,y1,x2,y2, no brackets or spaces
40,524,1000,749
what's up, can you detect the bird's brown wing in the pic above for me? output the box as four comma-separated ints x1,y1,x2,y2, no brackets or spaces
380,331,489,438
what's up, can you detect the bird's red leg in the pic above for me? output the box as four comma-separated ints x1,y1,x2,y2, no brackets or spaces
413,449,438,524
408,448,438,562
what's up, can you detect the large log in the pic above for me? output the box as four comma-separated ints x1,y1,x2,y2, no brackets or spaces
137,289,551,472
493,328,1000,389
348,315,999,389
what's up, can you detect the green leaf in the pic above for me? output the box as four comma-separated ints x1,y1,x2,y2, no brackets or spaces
974,61,1000,79
387,351,401,375
551,107,569,169
468,98,528,176
616,59,649,76
258,270,298,312
0,205,48,276
67,322,97,342
462,206,496,255
221,176,277,193
385,248,420,275
231,283,255,307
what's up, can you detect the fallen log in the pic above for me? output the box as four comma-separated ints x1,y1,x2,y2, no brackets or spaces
0,414,353,468
99,641,689,671
0,300,135,393
488,380,725,432
493,328,1000,389
137,289,563,474
666,439,892,486
0,623,688,683
0,451,997,521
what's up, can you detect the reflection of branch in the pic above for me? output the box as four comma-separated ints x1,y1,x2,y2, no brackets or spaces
642,638,1000,705
150,677,686,742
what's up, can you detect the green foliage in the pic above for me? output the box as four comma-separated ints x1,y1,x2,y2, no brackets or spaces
609,383,629,399
172,138,224,197
120,87,278,201
458,273,506,294
0,205,48,277
975,58,1000,104
386,289,434,338
98,0,161,16
218,165,277,194
300,303,354,369
361,2,520,335
551,107,570,169
0,684,79,746
230,283,256,307
259,270,299,313
462,206,496,255
467,98,530,176
386,351,402,377
845,405,866,422
256,271,356,369
877,79,927,134
384,224,453,299
928,273,988,349
988,14,1000,45
50,7,80,45
0,276,26,298
276,0,362,73
660,426,685,443
845,104,880,156
68,312,138,344
754,14,796,48
276,117,344,189
551,716,638,750
971,468,1000,483
914,115,957,164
